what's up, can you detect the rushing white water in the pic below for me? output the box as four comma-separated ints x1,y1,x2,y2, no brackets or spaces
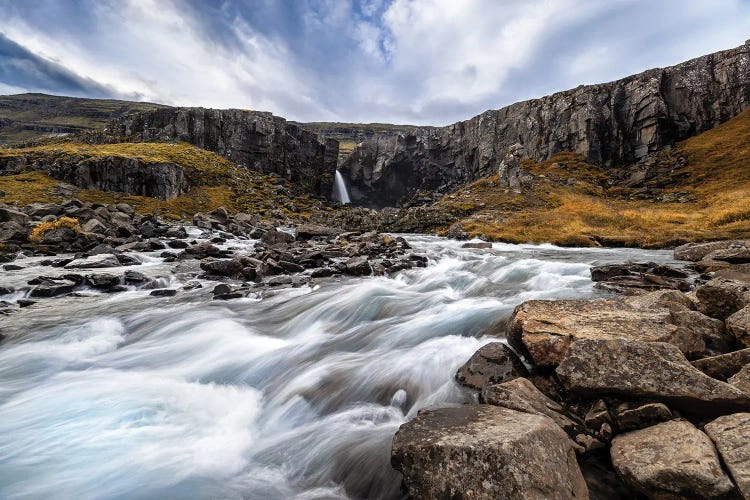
0,235,681,499
332,170,351,204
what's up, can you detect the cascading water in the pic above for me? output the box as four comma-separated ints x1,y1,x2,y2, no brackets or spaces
332,170,351,204
0,234,681,499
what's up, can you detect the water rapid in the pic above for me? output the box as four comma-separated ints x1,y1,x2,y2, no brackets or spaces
332,170,351,204
0,235,679,499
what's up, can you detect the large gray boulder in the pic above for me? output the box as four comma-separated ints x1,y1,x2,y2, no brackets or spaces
611,419,735,499
455,342,528,391
705,413,750,498
508,299,726,367
674,240,750,262
556,338,750,416
391,405,588,499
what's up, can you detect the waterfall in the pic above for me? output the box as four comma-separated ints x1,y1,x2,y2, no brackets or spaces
333,170,351,204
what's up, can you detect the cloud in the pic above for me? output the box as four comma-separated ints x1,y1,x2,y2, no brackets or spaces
1,0,750,125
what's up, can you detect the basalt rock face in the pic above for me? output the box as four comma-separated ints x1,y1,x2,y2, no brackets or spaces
341,41,750,207
108,107,339,196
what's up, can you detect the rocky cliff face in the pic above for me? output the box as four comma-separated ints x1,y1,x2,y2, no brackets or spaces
341,41,750,207
107,108,339,197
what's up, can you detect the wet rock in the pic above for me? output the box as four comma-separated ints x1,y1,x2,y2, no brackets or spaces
696,278,750,320
556,338,750,416
508,299,727,367
18,299,35,308
123,270,149,285
613,402,673,432
278,260,304,273
163,226,188,239
693,348,750,381
705,413,750,498
590,263,691,293
114,254,140,266
65,254,121,269
461,242,492,249
344,256,372,276
200,258,243,277
166,239,189,249
391,405,588,499
727,305,750,348
455,342,528,391
3,264,24,271
267,275,293,286
183,280,203,290
84,273,121,290
149,289,177,297
29,278,77,298
611,419,735,499
482,377,579,434
212,283,232,295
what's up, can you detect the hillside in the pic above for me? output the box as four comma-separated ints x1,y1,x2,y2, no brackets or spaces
427,108,750,247
0,93,166,145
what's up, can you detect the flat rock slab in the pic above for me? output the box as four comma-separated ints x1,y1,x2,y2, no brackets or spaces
64,254,121,269
611,419,735,498
391,405,588,500
508,299,724,367
556,338,750,416
455,342,528,391
705,413,750,499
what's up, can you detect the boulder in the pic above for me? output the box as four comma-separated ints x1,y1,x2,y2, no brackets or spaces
150,289,177,297
200,258,243,277
696,278,750,320
509,299,726,367
391,405,588,499
344,256,372,276
482,377,579,433
82,218,107,234
611,419,735,499
64,254,121,269
29,278,77,298
623,289,695,312
0,221,29,242
461,242,492,249
296,224,337,239
261,229,294,246
0,207,30,225
556,338,750,416
728,305,750,348
705,413,750,498
455,342,528,391
693,348,750,381
729,365,750,395
674,240,750,262
612,402,673,432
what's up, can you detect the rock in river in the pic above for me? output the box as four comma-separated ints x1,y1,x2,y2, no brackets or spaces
455,342,528,391
391,405,588,500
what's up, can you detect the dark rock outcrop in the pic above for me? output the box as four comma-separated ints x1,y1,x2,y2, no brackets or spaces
107,107,339,196
341,41,750,207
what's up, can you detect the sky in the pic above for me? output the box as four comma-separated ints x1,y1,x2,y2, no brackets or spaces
1,0,750,126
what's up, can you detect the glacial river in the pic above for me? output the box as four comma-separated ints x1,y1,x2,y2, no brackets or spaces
0,234,678,499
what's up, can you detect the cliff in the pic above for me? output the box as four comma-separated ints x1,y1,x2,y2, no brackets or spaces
106,108,339,197
341,40,750,207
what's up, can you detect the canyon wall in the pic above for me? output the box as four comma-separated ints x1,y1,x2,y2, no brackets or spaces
341,41,750,207
108,108,339,197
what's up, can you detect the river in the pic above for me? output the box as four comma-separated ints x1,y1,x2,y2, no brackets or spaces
0,234,678,499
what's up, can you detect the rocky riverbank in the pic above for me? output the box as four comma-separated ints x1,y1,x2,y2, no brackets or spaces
0,200,426,319
391,239,750,499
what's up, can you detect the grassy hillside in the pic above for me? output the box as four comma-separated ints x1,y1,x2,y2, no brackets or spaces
434,109,750,247
0,141,323,220
0,93,166,145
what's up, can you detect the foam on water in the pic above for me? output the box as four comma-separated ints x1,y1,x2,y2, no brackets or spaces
0,235,680,499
